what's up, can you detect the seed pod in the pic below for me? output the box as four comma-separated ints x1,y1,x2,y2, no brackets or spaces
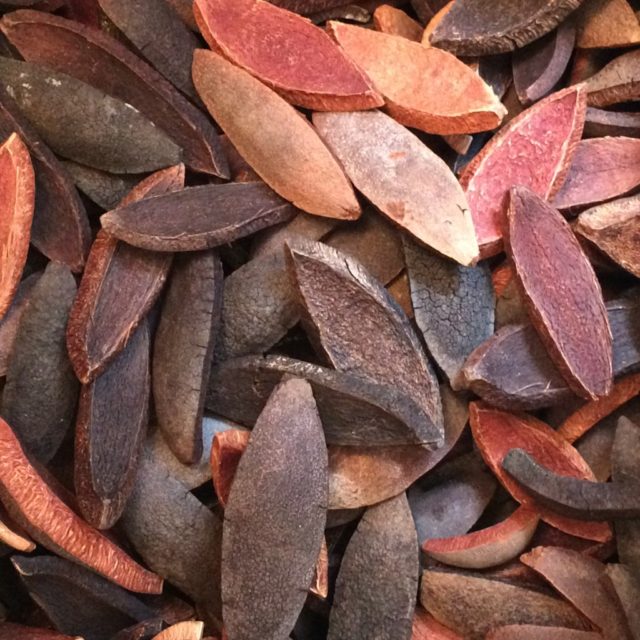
576,0,640,49
603,564,640,640
373,5,423,40
222,379,327,640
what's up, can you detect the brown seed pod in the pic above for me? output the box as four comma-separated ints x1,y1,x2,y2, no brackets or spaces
373,4,423,41
328,493,418,640
222,379,327,640
603,564,640,640
576,0,640,49
0,9,228,177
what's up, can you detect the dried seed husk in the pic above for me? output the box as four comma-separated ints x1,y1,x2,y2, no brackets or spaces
11,555,154,640
404,237,494,385
2,262,78,463
575,193,640,277
603,564,640,640
0,417,162,592
62,161,140,212
193,49,360,220
210,429,249,507
327,22,505,134
584,108,640,138
576,0,640,48
487,626,603,640
101,183,297,252
461,85,586,257
0,88,89,272
521,546,631,640
0,623,82,640
412,608,463,640
408,453,497,546
0,133,34,320
373,4,422,40
423,506,539,570
74,320,150,529
328,493,418,640
428,0,584,56
153,251,222,464
506,186,612,400
97,0,201,101
420,570,591,639
222,379,327,640
553,138,640,209
585,50,640,108
193,0,381,111
0,9,227,177
502,448,640,519
0,57,181,174
121,448,222,621
206,355,440,447
512,20,576,106
0,271,39,376
557,373,640,442
327,385,468,509
67,165,183,383
151,621,204,640
313,110,478,266
471,403,612,541
287,239,443,439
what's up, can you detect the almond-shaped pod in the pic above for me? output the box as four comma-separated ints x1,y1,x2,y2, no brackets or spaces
0,88,89,272
153,251,222,464
100,183,297,251
460,85,586,257
506,187,612,400
74,320,150,529
67,165,184,383
0,132,34,320
287,239,443,441
0,9,228,177
0,417,162,593
192,49,360,220
327,21,505,134
193,0,381,111
428,0,584,56
313,110,479,266
2,262,78,463
327,494,418,640
0,57,182,174
470,402,612,542
222,378,327,640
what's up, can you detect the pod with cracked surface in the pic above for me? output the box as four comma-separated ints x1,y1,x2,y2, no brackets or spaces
327,493,418,640
313,110,478,266
2,262,78,463
512,20,576,106
101,182,297,252
0,57,181,174
193,49,360,220
0,417,162,593
404,237,494,384
74,320,150,530
67,165,183,383
520,546,631,640
222,378,327,640
11,555,154,640
153,251,222,464
575,193,640,277
470,402,611,541
420,570,591,639
287,239,443,438
0,132,34,320
327,21,505,135
553,138,640,210
0,9,228,177
206,355,441,447
97,0,200,101
460,85,586,257
506,186,612,400
427,0,584,56
193,0,381,111
0,88,89,272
